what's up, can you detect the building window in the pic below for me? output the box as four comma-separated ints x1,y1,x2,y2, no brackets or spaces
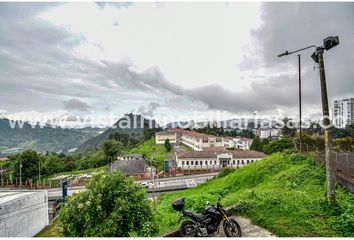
214,160,217,165
196,161,198,165
200,161,203,165
182,161,185,165
241,160,244,164
210,160,213,165
237,160,240,164
247,160,250,164
191,161,194,165
233,160,235,164
186,161,189,165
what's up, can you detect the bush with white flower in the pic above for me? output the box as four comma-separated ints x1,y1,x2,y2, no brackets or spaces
59,171,156,237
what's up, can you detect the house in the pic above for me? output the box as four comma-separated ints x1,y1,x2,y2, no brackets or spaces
108,159,151,179
234,137,253,150
175,149,265,169
117,154,143,161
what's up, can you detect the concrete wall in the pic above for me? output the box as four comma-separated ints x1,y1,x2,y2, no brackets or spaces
0,191,49,237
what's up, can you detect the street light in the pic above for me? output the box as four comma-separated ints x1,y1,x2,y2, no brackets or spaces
278,45,317,152
277,36,339,204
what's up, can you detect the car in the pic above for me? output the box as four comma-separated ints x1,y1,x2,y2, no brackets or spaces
140,181,149,188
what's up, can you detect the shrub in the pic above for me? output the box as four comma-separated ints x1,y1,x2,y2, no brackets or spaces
216,167,236,178
59,171,156,237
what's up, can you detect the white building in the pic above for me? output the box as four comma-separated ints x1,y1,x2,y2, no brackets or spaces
222,137,235,148
234,137,253,150
155,131,178,144
256,128,280,139
155,129,223,151
175,149,265,169
332,98,354,128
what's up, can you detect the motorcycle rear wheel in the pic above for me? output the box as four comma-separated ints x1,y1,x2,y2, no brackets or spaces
223,219,242,237
180,221,197,237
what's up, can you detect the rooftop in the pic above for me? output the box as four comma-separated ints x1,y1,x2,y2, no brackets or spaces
109,159,146,175
177,149,265,159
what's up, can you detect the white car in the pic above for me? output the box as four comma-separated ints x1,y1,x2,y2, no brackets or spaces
140,181,154,188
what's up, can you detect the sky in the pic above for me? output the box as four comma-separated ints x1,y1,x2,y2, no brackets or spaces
0,2,353,126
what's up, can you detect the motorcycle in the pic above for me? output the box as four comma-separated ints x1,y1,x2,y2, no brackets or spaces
172,197,241,237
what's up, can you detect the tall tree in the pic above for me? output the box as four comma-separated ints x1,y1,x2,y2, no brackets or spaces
164,138,172,152
102,139,123,160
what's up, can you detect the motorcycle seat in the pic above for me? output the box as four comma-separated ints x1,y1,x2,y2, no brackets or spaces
183,210,205,221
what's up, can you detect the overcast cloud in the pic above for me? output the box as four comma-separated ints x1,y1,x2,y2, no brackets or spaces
0,2,353,123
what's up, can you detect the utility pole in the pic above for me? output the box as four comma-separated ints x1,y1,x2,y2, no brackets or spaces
278,35,339,205
317,47,335,204
19,159,22,190
298,54,302,152
150,143,155,201
38,160,41,189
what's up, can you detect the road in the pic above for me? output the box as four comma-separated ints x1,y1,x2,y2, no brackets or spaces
47,172,218,200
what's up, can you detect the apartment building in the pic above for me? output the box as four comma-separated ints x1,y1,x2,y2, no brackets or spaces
332,98,354,128
256,128,280,139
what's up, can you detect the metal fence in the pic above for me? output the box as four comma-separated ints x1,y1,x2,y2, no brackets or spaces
315,151,354,185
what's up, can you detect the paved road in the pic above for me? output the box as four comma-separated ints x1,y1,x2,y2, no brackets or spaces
47,172,218,200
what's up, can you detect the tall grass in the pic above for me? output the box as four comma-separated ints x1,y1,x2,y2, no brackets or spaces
153,153,354,237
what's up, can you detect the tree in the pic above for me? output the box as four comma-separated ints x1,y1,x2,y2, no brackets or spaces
43,154,65,175
250,136,262,152
262,138,295,155
9,150,44,179
282,118,297,137
59,171,156,237
102,139,123,160
164,138,172,152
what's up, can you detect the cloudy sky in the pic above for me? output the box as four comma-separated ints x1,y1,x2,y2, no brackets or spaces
0,2,353,125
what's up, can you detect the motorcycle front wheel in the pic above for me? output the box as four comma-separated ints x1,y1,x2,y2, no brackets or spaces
223,219,242,237
180,221,197,237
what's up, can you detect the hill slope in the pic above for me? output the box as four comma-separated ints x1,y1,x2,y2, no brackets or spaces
0,118,100,153
75,114,158,153
154,153,354,237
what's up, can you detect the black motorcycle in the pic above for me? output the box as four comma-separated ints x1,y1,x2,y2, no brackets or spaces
172,197,241,237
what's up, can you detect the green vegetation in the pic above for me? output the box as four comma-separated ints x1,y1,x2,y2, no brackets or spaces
59,171,156,237
128,139,169,169
153,153,354,237
35,218,64,237
262,137,294,154
0,118,100,153
164,139,172,152
334,137,353,152
75,114,161,153
195,125,255,138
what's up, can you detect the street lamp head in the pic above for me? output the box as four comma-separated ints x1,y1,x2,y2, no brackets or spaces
323,36,339,51
277,51,289,57
311,51,319,63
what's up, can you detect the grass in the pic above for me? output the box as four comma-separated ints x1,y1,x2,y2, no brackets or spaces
153,153,354,237
35,218,64,237
128,139,170,170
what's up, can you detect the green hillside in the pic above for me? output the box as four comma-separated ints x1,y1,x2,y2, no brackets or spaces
128,139,171,169
0,118,100,153
153,153,354,237
75,114,157,153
